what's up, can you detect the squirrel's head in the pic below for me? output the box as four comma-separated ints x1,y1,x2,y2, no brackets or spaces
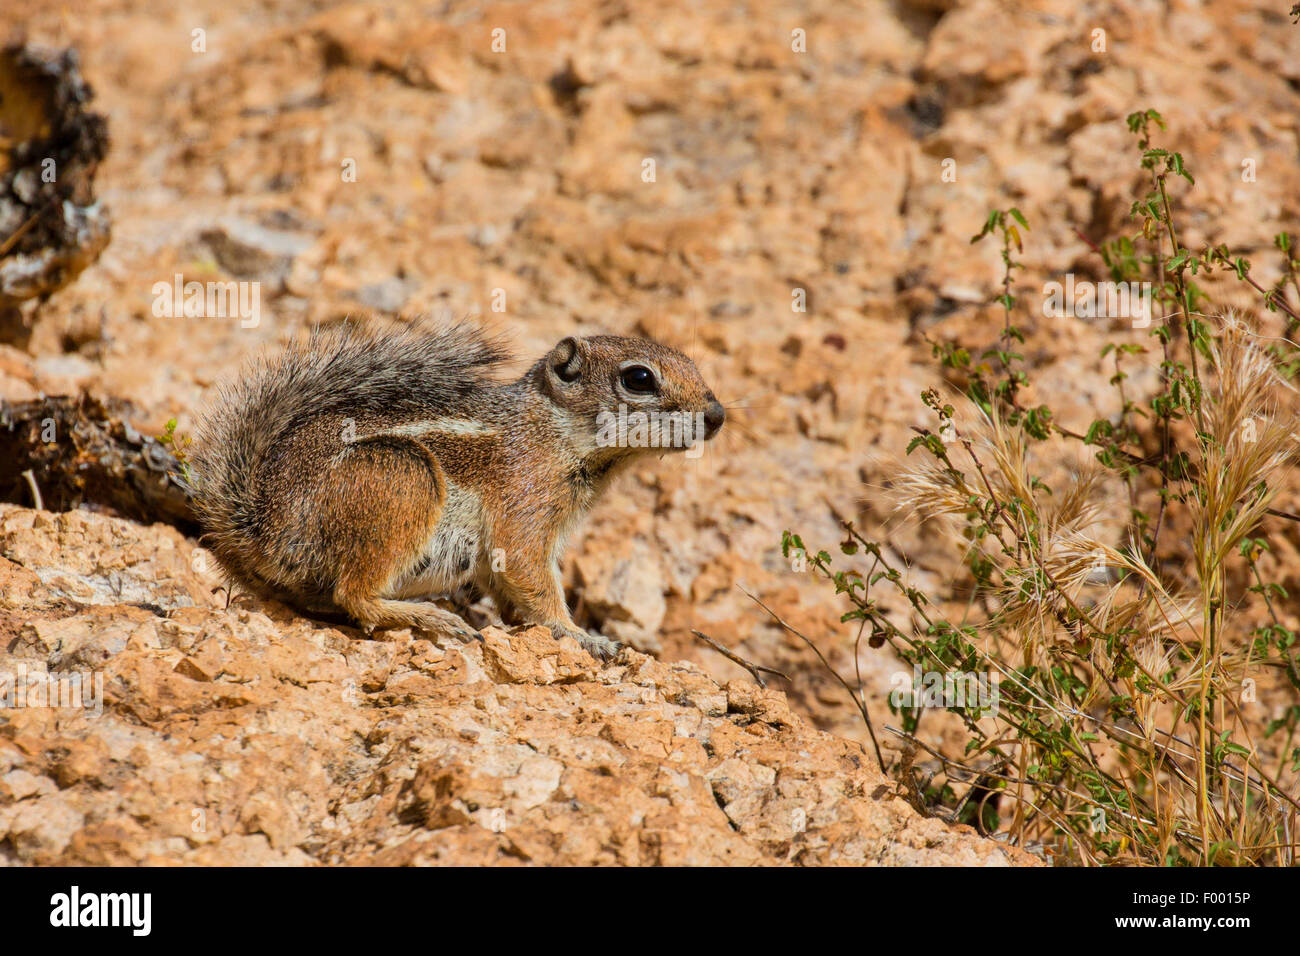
535,335,725,461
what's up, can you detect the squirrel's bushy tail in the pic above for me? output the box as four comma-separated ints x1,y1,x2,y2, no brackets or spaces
188,321,508,593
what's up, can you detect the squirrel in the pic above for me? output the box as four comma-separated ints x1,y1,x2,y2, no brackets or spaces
187,323,725,660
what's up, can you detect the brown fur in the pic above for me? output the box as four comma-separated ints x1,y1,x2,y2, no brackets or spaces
188,323,724,659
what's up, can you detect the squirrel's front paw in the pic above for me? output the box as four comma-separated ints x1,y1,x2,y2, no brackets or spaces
550,624,622,662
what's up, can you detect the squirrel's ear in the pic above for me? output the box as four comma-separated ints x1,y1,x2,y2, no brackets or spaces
549,337,584,383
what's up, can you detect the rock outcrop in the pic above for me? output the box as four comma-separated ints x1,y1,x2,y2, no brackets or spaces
0,504,1030,865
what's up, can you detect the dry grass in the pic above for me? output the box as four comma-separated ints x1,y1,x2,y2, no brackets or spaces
869,312,1299,864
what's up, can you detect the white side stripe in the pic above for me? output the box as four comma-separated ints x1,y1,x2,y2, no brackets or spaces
378,417,498,438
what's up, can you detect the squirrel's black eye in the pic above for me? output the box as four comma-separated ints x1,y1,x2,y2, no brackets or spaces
620,365,658,394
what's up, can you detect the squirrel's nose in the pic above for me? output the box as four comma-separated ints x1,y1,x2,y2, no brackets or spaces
703,399,725,437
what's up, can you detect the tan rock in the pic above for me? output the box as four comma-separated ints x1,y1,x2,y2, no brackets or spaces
0,506,1034,866
480,625,595,684
574,541,667,652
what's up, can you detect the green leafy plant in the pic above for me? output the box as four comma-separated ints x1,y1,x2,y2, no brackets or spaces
793,110,1300,865
158,417,194,486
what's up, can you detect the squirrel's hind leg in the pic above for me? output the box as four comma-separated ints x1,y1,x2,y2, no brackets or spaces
317,434,477,643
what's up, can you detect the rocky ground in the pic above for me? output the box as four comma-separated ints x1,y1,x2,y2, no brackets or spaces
0,503,1032,864
1,0,1298,864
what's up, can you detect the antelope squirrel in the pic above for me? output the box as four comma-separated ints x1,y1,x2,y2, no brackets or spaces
188,323,725,660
